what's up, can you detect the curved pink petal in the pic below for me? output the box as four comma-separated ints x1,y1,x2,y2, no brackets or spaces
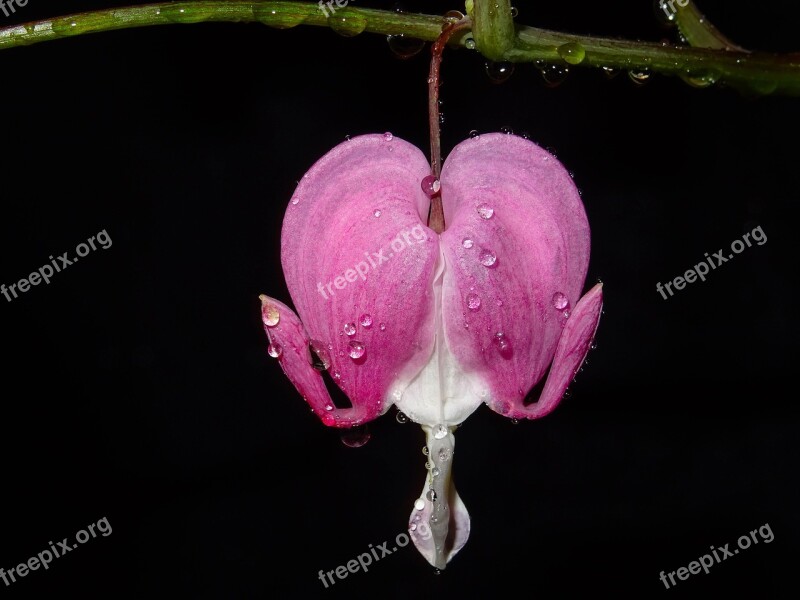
280,134,439,426
512,282,603,419
438,133,591,417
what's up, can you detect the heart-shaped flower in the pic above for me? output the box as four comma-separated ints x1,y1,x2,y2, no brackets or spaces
260,132,603,568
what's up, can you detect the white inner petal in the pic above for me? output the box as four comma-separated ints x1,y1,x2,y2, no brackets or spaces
394,246,485,426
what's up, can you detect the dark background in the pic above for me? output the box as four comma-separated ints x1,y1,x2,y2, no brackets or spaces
1,0,798,597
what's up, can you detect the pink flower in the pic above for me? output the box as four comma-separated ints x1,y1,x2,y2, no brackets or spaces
260,132,603,568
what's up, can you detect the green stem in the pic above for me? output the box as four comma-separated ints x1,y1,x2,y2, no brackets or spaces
0,1,798,95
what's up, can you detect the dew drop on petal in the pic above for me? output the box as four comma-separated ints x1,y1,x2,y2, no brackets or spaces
421,175,441,196
464,36,476,50
348,340,366,359
437,447,452,462
359,313,373,327
629,69,651,85
432,468,440,477
267,343,282,358
563,309,571,319
500,126,514,135
479,248,497,267
291,197,300,205
340,424,371,448
552,292,570,310
469,129,480,139
422,446,429,456
383,131,393,141
462,238,474,249
493,332,510,353
414,498,426,510
261,300,280,327
476,203,494,219
379,322,386,331
466,292,481,311
433,424,448,439
386,35,425,59
426,489,437,502
410,523,417,531
557,42,586,65
396,411,409,424
343,322,356,336
373,209,382,218
324,404,334,411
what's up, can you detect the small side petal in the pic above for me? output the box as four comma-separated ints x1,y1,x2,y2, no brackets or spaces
259,295,376,427
508,282,603,420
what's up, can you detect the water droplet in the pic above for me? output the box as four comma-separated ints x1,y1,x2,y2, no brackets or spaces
267,343,282,358
479,248,497,267
383,131,394,141
444,9,465,21
253,5,306,28
680,70,718,88
432,468,440,477
348,340,366,359
421,175,441,196
379,323,386,331
493,332,511,355
434,568,442,575
426,489,437,502
291,197,300,205
466,293,481,311
511,418,520,425
386,34,425,59
410,523,417,531
628,69,651,85
462,238,474,249
552,292,570,310
373,209,382,218
52,18,89,36
261,300,280,327
464,36,477,50
563,309,571,319
437,447,452,462
540,64,569,87
328,13,367,37
433,424,448,439
602,66,620,79
469,129,480,139
396,411,409,424
414,498,426,510
340,424,371,448
485,60,515,84
424,461,432,470
359,314,373,327
325,404,335,411
557,42,586,65
309,340,331,371
343,322,356,336
500,126,514,135
422,446,429,456
476,203,494,219
510,6,519,17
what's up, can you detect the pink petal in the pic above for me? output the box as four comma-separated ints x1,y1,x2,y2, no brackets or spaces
279,134,439,426
438,133,591,416
513,282,603,419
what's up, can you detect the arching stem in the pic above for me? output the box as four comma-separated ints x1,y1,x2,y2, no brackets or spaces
427,14,471,235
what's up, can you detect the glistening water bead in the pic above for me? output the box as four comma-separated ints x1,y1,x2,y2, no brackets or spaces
476,204,494,219
343,322,356,336
552,292,570,311
348,341,366,359
466,293,481,311
421,175,441,196
359,313,373,327
267,343,282,358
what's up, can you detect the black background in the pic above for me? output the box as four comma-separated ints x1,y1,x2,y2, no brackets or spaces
1,0,798,598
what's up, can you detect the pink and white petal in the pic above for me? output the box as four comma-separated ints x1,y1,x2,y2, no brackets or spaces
438,133,591,415
513,282,603,419
260,295,375,427
280,134,439,421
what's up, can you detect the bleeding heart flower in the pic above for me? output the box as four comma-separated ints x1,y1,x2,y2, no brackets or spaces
260,132,603,569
